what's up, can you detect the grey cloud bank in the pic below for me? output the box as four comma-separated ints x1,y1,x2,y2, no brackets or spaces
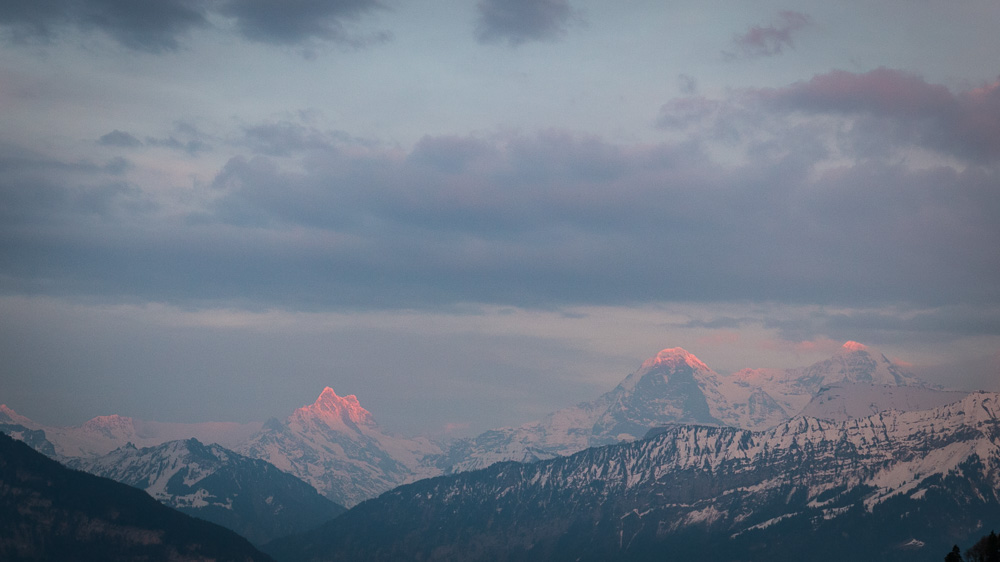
0,0,388,50
475,0,576,45
5,83,998,311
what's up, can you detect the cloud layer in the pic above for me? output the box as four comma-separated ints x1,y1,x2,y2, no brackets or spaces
475,0,575,45
0,0,387,50
2,70,998,315
2,3,999,431
728,11,812,59
762,67,1000,163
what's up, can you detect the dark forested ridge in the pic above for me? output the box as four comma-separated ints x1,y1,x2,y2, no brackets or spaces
947,531,1000,562
0,432,273,561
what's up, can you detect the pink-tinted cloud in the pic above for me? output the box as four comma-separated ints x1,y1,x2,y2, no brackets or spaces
761,68,1000,162
729,11,812,58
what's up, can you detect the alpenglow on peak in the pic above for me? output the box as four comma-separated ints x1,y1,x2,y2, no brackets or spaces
300,387,374,426
639,347,711,372
841,341,869,352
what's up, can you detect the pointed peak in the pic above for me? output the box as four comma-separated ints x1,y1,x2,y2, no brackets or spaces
315,387,364,409
803,341,923,387
296,386,375,427
317,386,341,402
0,404,34,426
641,347,711,372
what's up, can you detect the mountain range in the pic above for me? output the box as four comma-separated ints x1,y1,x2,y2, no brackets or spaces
0,404,261,457
1,340,986,558
439,342,937,473
1,343,966,506
264,391,1000,561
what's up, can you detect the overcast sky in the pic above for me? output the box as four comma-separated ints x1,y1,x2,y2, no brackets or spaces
1,0,998,437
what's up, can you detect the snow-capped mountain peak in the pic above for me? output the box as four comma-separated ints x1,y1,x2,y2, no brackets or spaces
598,347,726,432
840,340,869,352
0,404,34,426
81,414,138,441
237,387,444,506
798,342,921,387
639,347,711,372
291,387,375,430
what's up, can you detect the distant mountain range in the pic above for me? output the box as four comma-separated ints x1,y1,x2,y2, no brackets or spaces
0,432,273,561
1,342,968,507
439,342,941,473
2,340,987,558
264,391,1000,561
0,404,261,457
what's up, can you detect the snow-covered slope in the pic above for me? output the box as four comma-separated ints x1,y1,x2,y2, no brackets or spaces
799,382,968,421
268,392,1000,562
72,438,345,544
731,341,926,419
237,387,444,507
444,342,930,473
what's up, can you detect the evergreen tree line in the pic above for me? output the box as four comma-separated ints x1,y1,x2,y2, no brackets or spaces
946,531,999,562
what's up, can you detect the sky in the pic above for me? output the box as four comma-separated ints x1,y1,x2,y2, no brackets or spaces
1,0,998,437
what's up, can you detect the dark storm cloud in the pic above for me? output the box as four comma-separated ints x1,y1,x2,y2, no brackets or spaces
475,0,575,46
0,0,207,52
727,11,812,59
0,0,386,51
760,68,1000,163
219,0,388,46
